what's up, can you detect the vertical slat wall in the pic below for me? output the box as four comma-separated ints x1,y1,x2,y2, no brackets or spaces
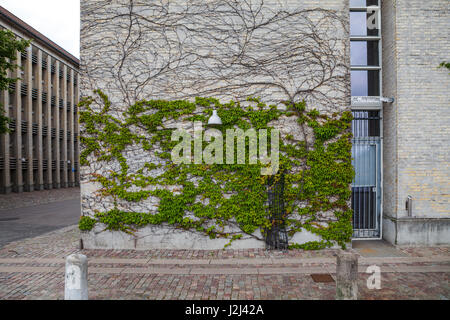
0,43,80,193
54,60,61,189
74,73,80,186
14,50,23,193
0,68,11,193
36,49,44,190
45,54,52,189
68,68,75,187
61,64,68,188
24,46,33,191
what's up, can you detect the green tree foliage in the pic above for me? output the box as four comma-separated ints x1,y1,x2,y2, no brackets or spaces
0,29,30,134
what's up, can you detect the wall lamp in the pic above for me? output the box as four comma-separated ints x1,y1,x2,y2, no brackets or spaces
207,110,222,126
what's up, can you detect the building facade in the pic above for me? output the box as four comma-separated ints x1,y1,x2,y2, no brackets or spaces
380,0,449,245
78,0,449,249
0,6,81,194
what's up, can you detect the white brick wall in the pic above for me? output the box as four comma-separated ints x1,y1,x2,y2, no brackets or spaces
382,0,450,219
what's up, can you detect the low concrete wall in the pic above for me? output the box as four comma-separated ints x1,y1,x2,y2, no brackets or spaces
81,223,325,250
383,216,450,246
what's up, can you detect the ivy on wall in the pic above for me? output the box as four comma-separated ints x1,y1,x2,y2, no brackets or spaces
78,90,354,249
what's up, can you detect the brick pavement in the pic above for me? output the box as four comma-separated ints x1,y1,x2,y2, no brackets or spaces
0,225,449,300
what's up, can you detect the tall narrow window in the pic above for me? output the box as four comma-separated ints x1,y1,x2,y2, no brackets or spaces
350,1,383,239
350,1,381,101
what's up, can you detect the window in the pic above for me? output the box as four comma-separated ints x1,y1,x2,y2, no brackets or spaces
351,70,380,96
350,11,379,37
350,0,378,7
352,110,380,137
350,41,379,66
350,0,381,100
350,2,383,239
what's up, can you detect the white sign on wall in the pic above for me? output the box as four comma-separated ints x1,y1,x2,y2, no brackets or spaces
351,96,382,107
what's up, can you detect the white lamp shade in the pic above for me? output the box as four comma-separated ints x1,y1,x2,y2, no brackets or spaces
207,110,222,125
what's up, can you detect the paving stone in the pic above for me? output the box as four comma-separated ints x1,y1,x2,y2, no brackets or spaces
0,225,448,299
190,268,258,275
0,266,60,273
88,268,124,274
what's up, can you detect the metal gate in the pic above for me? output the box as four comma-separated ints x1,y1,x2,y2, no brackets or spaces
264,172,288,250
351,111,382,239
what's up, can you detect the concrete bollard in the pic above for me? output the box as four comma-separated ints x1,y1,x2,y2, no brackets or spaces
64,253,88,300
335,251,358,300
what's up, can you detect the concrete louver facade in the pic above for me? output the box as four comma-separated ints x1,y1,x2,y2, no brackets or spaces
0,6,80,194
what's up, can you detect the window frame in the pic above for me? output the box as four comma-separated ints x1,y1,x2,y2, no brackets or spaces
350,1,383,110
349,1,384,240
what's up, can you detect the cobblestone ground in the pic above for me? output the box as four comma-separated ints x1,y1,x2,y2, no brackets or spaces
0,226,449,300
0,187,80,210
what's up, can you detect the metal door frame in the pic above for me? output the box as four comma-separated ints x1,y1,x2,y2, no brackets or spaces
351,110,383,240
350,1,384,240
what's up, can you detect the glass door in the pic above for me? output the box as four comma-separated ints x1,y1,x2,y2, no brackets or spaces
351,111,381,238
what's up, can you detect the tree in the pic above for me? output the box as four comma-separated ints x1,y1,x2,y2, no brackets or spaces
0,29,30,134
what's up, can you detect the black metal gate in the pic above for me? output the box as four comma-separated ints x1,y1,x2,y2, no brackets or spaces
264,172,288,250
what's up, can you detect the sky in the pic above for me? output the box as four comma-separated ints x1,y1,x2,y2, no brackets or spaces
0,0,80,58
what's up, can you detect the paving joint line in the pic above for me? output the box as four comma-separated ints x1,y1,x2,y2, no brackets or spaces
1,256,448,265
0,264,449,275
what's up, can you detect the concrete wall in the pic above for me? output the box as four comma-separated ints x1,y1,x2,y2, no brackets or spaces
80,0,350,249
382,0,450,245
